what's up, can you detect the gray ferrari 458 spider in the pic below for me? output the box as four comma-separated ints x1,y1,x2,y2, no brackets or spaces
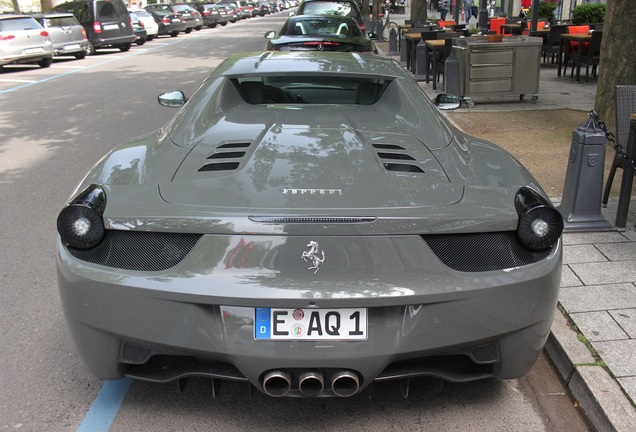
56,51,563,398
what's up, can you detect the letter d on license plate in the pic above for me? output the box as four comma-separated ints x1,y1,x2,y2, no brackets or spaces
255,308,367,340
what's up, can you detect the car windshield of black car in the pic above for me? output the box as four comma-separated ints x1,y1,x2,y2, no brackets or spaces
302,2,354,17
286,18,362,36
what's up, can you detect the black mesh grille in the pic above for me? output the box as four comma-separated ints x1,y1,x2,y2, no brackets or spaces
68,230,202,271
423,232,552,272
199,162,240,172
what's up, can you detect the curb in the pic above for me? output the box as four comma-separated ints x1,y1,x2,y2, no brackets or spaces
545,309,636,431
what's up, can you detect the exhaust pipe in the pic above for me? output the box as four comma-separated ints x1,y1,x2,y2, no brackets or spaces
298,371,324,396
262,370,292,397
331,370,360,397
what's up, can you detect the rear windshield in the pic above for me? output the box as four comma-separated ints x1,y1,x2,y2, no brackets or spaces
133,10,152,18
96,0,128,20
45,16,80,27
300,1,359,19
0,17,43,31
232,76,390,105
285,17,362,36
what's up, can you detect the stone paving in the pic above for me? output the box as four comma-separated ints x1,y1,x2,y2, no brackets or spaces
377,8,636,431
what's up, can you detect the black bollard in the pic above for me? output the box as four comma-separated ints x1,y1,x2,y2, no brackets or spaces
400,33,408,66
414,39,428,81
557,115,614,232
388,28,399,56
443,51,461,97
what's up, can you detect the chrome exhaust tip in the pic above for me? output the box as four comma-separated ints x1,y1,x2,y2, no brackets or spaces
262,370,292,397
331,370,360,397
298,371,324,396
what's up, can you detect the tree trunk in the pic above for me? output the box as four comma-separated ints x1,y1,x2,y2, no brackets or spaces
12,0,20,13
594,0,636,135
411,0,429,22
41,0,54,13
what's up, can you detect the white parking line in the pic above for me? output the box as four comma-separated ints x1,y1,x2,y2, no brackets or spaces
0,78,37,83
52,65,89,69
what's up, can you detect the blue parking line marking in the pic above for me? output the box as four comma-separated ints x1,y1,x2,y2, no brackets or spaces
0,38,183,95
77,378,132,432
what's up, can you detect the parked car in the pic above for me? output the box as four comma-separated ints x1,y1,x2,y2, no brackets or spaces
0,14,53,71
146,3,201,33
31,12,89,60
265,15,377,52
220,3,240,22
191,2,227,28
129,9,158,41
144,9,186,38
52,0,135,55
56,51,563,398
219,1,252,19
129,11,147,45
294,0,366,33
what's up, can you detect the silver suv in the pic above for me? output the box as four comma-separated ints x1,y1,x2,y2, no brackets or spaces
32,13,90,60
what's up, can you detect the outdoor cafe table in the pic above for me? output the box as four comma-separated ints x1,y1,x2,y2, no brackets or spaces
500,23,550,36
558,33,592,78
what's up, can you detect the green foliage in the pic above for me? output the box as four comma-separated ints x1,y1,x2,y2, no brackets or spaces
528,1,557,21
571,3,606,25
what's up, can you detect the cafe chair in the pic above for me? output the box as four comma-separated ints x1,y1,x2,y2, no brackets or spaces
437,20,456,29
489,17,506,35
602,85,636,208
562,25,590,76
541,25,567,64
434,38,454,87
571,31,602,82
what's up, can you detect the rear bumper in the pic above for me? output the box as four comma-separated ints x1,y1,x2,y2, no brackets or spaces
57,233,562,396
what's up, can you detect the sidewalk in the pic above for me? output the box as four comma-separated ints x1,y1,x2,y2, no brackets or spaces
377,10,636,432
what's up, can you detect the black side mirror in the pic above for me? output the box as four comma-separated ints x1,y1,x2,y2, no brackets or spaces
434,93,462,110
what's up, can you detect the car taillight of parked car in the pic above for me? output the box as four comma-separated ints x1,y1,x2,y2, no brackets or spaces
93,21,102,33
202,10,210,16
162,17,170,24
1,34,16,41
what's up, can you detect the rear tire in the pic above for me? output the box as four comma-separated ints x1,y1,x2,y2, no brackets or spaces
118,43,131,52
184,28,192,34
74,51,87,60
135,38,146,46
37,57,53,68
170,31,178,37
146,35,154,41
86,41,96,55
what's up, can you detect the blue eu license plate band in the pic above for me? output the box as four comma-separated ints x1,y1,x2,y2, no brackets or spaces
254,308,367,340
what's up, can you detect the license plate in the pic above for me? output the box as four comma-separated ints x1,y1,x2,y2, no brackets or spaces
255,308,367,340
24,47,44,54
172,18,181,22
63,44,80,51
103,24,119,30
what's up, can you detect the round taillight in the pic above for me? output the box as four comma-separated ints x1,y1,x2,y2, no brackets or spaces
515,187,563,251
57,205,105,250
57,185,106,250
40,31,49,37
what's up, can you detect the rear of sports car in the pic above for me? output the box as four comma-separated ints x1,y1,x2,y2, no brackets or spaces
56,55,563,397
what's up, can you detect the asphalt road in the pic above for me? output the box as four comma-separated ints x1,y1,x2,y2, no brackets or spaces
0,11,592,432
